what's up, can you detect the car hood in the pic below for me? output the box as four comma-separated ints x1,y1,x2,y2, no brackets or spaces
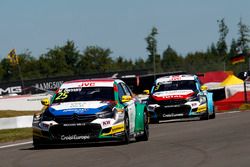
152,90,195,101
48,101,115,116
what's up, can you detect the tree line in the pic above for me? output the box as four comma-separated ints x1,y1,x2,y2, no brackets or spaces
1,18,250,83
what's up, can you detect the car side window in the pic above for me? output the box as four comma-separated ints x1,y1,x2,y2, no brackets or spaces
124,84,134,96
121,83,132,96
118,84,126,102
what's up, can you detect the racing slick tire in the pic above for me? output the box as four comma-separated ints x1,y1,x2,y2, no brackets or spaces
135,111,149,142
33,137,44,149
209,106,216,119
122,114,130,144
200,103,209,120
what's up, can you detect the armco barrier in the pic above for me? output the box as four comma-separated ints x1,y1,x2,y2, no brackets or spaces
0,116,33,130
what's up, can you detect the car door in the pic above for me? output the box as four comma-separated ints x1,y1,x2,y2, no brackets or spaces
117,83,136,133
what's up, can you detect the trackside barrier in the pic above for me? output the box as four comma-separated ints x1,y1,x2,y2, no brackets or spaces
0,116,33,130
0,93,51,111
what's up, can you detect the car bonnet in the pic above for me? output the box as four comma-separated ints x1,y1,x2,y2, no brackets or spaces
48,101,115,116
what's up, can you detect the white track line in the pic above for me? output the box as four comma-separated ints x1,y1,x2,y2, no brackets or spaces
217,111,241,115
0,141,32,149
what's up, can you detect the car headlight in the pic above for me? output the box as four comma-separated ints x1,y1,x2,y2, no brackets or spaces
147,104,159,111
96,107,115,119
33,113,41,123
199,96,207,105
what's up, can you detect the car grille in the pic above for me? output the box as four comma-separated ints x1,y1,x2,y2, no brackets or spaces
54,114,97,124
157,99,187,106
49,124,101,140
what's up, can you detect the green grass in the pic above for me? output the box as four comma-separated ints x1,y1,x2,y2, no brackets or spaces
0,110,40,118
239,103,250,111
0,128,32,143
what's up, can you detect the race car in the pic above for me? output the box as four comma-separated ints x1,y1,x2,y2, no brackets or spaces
32,79,149,148
146,74,215,122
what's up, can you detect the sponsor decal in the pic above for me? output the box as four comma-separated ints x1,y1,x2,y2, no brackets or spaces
79,82,95,87
0,86,22,95
63,123,86,126
161,95,183,99
69,103,85,108
170,75,181,81
111,124,124,133
65,88,81,92
102,123,125,136
197,105,207,113
162,113,184,118
61,135,90,140
35,81,64,91
164,105,181,108
102,120,111,127
152,90,194,101
62,108,88,113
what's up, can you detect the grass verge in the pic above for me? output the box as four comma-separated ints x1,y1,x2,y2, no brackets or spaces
0,128,32,143
0,110,39,118
239,103,250,111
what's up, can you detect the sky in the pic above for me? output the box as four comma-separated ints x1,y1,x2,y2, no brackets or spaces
0,0,250,60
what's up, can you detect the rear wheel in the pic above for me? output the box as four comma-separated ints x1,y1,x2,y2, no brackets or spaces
136,111,149,141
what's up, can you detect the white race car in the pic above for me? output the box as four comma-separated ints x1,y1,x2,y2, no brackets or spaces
146,74,215,122
33,79,149,148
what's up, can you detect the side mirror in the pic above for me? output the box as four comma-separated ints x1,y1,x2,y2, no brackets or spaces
121,95,132,103
41,98,50,106
143,90,150,95
200,85,208,91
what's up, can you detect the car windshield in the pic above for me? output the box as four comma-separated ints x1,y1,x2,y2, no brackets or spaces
52,87,114,103
153,80,197,92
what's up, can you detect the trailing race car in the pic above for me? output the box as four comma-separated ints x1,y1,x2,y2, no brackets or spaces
146,74,215,122
32,79,149,148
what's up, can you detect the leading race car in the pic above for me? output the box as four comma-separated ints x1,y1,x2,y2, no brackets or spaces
32,79,149,148
146,74,215,122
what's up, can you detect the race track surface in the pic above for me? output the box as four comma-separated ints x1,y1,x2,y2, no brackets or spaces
1,111,250,167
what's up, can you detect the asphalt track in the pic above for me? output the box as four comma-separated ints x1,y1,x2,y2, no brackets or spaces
1,111,250,167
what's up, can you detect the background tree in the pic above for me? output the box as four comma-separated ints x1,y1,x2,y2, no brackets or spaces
39,46,74,77
237,18,250,71
77,46,113,74
61,40,81,74
0,58,13,81
18,50,40,79
134,58,147,70
145,27,162,73
217,18,229,70
162,45,183,71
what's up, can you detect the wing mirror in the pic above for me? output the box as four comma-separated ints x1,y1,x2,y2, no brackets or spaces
143,90,150,95
200,85,208,91
121,95,132,103
41,98,50,106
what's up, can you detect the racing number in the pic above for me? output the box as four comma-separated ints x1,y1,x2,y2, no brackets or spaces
154,84,160,91
55,91,68,100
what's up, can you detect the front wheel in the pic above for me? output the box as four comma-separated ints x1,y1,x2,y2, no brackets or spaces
209,106,216,119
200,103,209,120
33,137,43,149
122,114,130,144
